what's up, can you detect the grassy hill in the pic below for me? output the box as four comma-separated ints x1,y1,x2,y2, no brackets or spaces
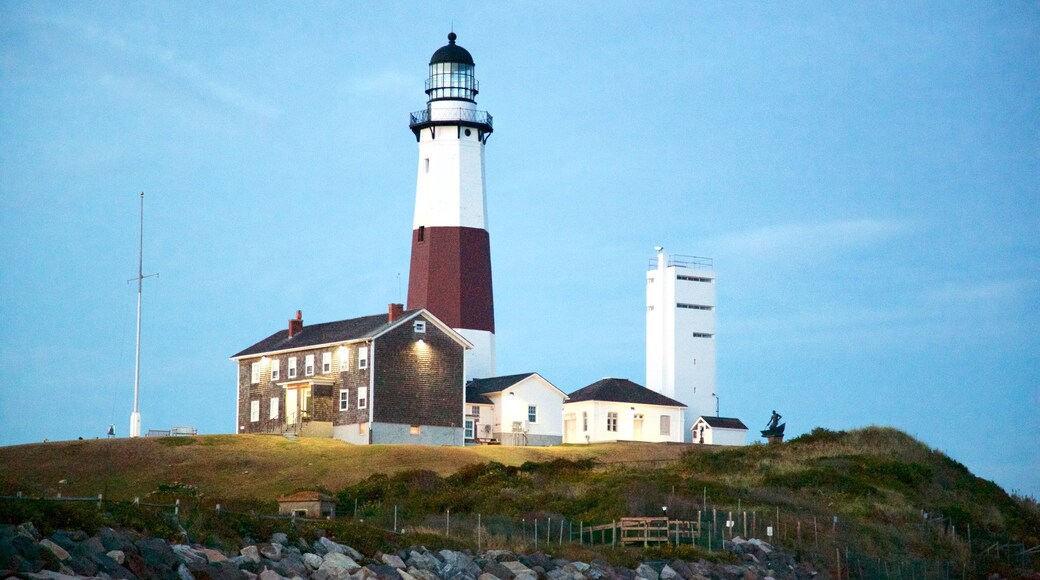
2,427,1037,576
0,434,685,501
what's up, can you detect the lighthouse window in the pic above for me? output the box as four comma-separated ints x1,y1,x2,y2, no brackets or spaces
424,158,429,173
418,226,425,242
464,129,472,137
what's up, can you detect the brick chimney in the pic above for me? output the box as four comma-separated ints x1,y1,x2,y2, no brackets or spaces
288,310,303,338
388,303,404,323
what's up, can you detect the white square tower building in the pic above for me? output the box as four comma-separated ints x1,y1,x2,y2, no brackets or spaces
646,249,717,442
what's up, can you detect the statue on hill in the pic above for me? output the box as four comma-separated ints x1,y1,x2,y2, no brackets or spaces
761,410,785,444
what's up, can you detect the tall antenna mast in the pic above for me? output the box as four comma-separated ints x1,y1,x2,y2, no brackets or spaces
130,192,157,437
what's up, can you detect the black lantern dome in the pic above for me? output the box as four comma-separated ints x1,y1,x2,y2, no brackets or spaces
430,32,474,66
426,32,478,102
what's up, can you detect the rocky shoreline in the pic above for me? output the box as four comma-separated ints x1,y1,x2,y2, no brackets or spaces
1,521,825,580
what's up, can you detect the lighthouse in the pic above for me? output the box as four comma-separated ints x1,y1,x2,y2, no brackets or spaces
407,33,496,382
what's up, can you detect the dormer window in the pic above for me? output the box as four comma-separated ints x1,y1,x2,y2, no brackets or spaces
414,320,426,334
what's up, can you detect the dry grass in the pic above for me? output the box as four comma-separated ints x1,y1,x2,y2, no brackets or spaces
0,435,689,501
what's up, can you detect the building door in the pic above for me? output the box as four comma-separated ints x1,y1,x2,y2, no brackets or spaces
633,414,644,440
286,389,299,424
564,418,575,443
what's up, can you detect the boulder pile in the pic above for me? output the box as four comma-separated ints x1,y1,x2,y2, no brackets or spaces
0,521,823,579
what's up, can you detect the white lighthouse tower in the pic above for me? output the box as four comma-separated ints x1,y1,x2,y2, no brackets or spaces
407,33,496,381
646,248,717,442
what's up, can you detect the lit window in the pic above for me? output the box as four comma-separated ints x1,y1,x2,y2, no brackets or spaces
322,352,331,373
250,362,260,385
464,419,474,439
359,347,369,369
270,397,279,420
339,390,349,411
414,320,426,333
250,400,260,422
660,415,671,436
288,357,297,379
358,387,368,410
409,425,421,435
607,412,618,432
271,359,280,381
582,412,588,432
339,348,350,372
528,405,537,423
305,354,315,376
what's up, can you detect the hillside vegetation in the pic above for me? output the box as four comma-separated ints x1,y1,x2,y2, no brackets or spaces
2,427,1037,576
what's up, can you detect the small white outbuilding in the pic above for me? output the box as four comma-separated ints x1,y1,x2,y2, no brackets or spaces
691,416,748,446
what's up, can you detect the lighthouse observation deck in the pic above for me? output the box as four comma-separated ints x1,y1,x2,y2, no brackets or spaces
409,107,493,139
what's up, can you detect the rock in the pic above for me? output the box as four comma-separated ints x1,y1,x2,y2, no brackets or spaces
319,551,361,577
18,522,42,540
406,550,442,572
259,569,286,580
39,539,70,561
383,553,407,569
241,545,263,563
172,544,208,566
260,542,283,561
99,528,132,553
200,547,229,563
407,568,441,580
271,532,289,546
366,563,404,579
659,565,682,580
479,574,503,580
177,562,195,580
107,550,125,564
501,560,534,577
399,569,418,580
20,571,80,579
136,537,180,574
303,552,324,570
635,563,659,580
482,560,516,579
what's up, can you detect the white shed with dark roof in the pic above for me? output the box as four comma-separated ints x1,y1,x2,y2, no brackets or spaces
466,372,567,446
562,378,686,444
691,416,748,446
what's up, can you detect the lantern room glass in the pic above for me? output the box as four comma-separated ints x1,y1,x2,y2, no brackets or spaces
427,62,478,101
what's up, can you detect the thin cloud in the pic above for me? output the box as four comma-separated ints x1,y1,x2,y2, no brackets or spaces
348,71,413,94
709,219,911,260
53,17,279,119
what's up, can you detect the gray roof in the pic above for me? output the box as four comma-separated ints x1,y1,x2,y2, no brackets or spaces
695,416,749,430
466,373,538,405
231,311,416,359
565,378,686,408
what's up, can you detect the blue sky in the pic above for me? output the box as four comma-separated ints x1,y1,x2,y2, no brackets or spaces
1,2,1037,498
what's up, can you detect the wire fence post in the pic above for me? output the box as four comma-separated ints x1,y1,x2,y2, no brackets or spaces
477,513,481,552
547,517,551,546
175,499,180,516
97,494,103,510
394,505,398,532
579,521,583,545
446,509,450,537
535,519,539,550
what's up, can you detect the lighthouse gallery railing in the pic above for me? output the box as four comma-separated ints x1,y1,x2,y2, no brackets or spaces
409,108,493,129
